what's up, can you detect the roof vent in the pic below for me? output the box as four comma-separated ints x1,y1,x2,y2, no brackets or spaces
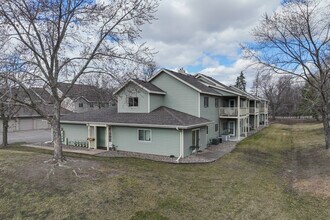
178,67,186,74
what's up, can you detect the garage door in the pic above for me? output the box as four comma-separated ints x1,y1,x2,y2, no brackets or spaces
35,119,50,129
19,119,34,131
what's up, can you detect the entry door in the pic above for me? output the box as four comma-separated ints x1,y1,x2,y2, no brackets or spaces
192,129,200,147
228,121,235,137
97,127,106,148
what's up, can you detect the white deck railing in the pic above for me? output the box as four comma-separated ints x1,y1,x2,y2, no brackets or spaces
259,107,268,113
249,107,260,114
219,107,249,117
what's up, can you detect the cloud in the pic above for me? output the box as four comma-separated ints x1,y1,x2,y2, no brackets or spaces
140,0,280,85
200,58,256,89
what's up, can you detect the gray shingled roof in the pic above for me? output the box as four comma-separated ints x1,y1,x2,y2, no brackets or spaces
163,69,221,95
132,79,165,94
196,74,244,95
61,106,210,128
13,105,71,118
58,83,111,102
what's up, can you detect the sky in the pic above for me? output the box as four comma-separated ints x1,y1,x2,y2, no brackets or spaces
141,0,280,89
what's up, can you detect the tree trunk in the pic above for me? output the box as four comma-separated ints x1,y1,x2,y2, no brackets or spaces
52,101,64,161
0,102,8,147
2,117,9,147
271,105,276,120
320,108,330,149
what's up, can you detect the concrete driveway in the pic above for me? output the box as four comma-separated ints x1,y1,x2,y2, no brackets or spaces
0,129,51,145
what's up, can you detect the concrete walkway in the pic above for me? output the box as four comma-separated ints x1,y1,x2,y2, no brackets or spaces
23,144,105,155
96,141,237,164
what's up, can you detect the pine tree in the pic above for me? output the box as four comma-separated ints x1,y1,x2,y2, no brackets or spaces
235,71,246,91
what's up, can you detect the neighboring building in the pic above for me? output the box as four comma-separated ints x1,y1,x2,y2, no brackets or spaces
0,105,71,132
0,82,113,133
58,83,113,113
60,69,269,159
0,87,70,133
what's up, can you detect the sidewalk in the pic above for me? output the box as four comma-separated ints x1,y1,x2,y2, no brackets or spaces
23,144,105,155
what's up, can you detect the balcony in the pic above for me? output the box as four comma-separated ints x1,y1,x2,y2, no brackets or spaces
259,107,268,113
249,107,260,114
219,107,249,117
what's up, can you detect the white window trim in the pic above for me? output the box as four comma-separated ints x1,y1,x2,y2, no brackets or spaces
192,128,200,147
128,97,139,107
137,129,152,142
204,96,209,108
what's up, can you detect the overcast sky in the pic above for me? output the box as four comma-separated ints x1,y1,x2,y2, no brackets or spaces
141,0,280,89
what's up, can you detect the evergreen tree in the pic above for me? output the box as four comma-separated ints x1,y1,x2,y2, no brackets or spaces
235,71,247,91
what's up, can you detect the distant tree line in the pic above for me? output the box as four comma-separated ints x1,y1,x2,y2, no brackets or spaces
251,73,328,121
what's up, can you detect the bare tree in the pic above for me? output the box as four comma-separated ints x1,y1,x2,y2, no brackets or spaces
243,0,330,149
141,61,158,80
0,78,21,147
0,0,159,161
255,74,293,120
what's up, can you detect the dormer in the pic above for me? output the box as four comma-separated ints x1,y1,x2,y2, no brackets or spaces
114,79,166,113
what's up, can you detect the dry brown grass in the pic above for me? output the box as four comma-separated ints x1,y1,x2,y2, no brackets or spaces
0,123,329,219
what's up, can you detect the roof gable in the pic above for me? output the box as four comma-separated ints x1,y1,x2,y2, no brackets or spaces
114,79,166,95
149,69,222,96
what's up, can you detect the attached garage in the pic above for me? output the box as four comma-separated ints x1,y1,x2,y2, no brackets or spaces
0,117,51,132
18,118,34,131
34,118,50,130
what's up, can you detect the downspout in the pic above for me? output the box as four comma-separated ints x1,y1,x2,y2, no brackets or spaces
176,127,184,163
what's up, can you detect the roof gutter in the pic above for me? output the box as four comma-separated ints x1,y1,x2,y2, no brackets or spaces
60,121,212,129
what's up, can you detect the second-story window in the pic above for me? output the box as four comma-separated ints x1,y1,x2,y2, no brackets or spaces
128,97,139,107
204,96,209,108
79,103,83,108
215,98,219,108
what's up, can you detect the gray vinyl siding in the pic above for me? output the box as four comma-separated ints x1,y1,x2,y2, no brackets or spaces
200,94,220,140
74,98,90,113
151,73,199,116
112,126,180,157
150,94,164,111
117,82,149,113
60,123,88,144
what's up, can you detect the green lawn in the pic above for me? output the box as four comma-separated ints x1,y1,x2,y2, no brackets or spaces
0,123,329,219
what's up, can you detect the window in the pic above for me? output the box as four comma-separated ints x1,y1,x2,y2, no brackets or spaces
79,103,83,108
90,103,94,108
138,129,151,141
204,96,209,108
206,126,208,135
215,124,219,132
215,98,219,108
229,99,235,108
129,97,139,107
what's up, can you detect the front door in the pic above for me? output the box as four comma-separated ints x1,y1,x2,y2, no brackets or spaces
97,127,106,148
192,129,200,147
228,121,235,137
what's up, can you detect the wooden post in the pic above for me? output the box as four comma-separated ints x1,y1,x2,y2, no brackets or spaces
106,125,109,151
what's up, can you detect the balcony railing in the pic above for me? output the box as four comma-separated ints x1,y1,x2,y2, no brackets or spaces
249,107,260,114
219,107,249,117
259,107,268,113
